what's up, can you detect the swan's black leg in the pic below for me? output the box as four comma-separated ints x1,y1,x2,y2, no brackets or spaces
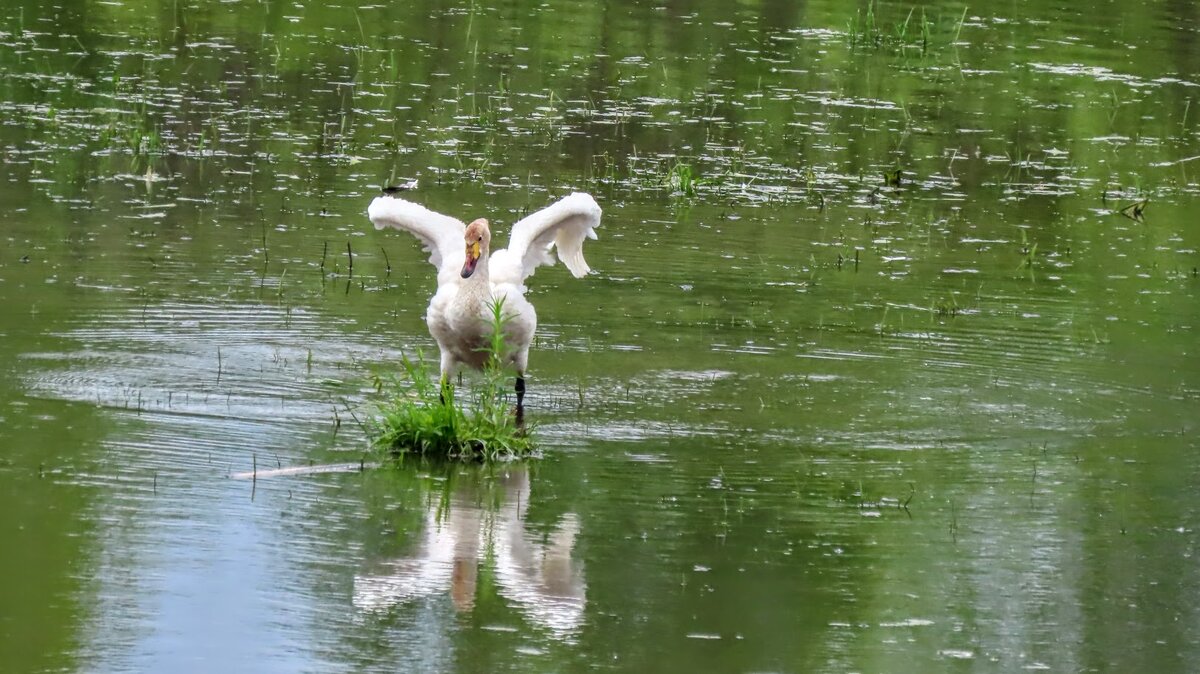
439,376,452,406
514,376,526,427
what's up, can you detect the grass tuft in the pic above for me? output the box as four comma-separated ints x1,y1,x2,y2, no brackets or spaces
369,298,535,462
666,161,705,197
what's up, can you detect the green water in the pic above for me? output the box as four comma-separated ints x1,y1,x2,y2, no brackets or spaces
1,0,1197,671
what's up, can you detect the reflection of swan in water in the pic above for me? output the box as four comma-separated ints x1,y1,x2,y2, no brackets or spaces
353,468,585,636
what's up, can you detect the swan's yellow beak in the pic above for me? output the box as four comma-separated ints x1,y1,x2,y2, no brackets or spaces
461,240,481,278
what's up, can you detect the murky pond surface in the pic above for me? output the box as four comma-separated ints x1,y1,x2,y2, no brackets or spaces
2,0,1198,671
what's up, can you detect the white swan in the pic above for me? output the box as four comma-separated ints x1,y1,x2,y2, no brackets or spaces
368,191,602,414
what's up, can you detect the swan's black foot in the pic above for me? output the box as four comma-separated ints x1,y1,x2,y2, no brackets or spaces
514,376,526,428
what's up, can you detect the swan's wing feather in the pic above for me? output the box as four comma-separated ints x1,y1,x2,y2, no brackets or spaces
495,193,601,285
368,195,465,271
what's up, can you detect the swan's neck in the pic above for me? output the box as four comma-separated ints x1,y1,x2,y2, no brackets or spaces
456,255,491,315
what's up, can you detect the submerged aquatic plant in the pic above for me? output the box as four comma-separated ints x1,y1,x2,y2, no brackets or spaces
370,298,534,462
847,1,963,54
846,0,881,49
666,161,704,197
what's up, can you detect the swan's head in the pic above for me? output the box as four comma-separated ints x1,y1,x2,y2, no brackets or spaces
461,218,490,278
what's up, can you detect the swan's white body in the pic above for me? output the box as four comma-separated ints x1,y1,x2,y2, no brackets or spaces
368,192,601,383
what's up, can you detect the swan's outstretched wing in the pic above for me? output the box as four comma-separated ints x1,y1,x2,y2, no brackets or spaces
491,193,601,286
368,195,465,274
